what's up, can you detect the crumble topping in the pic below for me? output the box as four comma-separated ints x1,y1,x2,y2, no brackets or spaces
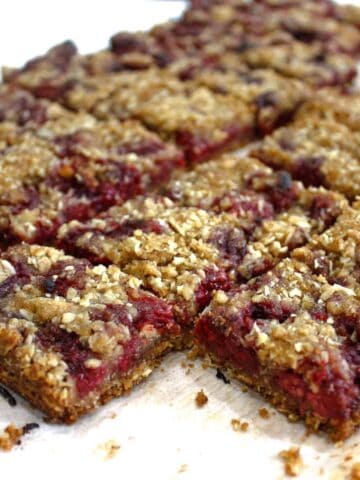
230,418,249,432
195,389,208,407
279,447,303,477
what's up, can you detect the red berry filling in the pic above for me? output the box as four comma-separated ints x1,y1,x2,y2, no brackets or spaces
194,305,260,375
36,324,106,397
0,92,48,126
277,359,359,420
41,259,90,297
127,293,180,336
195,267,232,310
292,156,325,187
246,171,299,212
210,190,274,229
175,124,253,163
210,226,248,266
309,193,340,228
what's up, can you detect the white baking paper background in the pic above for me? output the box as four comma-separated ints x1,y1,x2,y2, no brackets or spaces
0,1,359,478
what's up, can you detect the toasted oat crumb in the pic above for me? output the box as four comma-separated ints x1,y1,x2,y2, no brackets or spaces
231,418,249,432
0,424,23,452
178,464,188,473
259,407,270,419
279,447,303,477
351,463,360,480
195,390,208,408
98,440,121,460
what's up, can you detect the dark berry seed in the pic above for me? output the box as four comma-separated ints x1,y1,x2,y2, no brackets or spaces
216,368,230,384
23,423,40,435
277,171,293,190
255,91,277,109
42,278,56,293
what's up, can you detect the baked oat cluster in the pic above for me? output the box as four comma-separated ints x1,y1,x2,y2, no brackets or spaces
0,0,360,441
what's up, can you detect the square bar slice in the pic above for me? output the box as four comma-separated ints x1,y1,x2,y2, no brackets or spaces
57,167,346,319
192,68,309,135
164,154,346,266
0,244,181,423
252,119,360,198
57,197,243,326
0,115,184,245
294,89,360,132
293,201,360,299
3,41,83,101
239,41,357,87
0,84,68,129
194,255,360,440
65,69,255,163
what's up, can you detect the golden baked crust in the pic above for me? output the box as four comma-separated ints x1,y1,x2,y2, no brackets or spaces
252,119,360,198
0,244,181,422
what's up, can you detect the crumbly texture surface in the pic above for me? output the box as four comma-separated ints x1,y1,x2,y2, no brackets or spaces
0,114,184,245
295,89,360,132
0,424,24,452
192,68,309,134
57,169,346,321
252,119,360,198
279,447,303,477
195,253,360,440
65,69,256,163
0,244,181,422
0,0,360,440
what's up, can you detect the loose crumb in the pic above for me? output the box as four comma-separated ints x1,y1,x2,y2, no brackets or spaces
231,418,249,432
22,423,40,435
0,422,39,452
351,463,360,480
195,390,208,407
259,407,270,419
216,368,230,384
279,447,303,477
178,464,188,473
98,440,121,460
0,424,23,452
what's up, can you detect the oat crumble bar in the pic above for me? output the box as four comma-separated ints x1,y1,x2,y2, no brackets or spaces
192,68,309,134
0,0,359,438
252,119,360,197
194,254,360,440
0,115,184,245
65,69,255,163
0,244,181,422
57,166,346,319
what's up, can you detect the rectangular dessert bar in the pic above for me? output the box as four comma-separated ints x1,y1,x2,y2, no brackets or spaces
293,200,360,294
174,2,359,85
186,0,360,52
0,113,184,245
0,84,68,129
252,118,360,198
57,156,346,320
194,253,360,440
164,154,346,278
294,89,360,132
66,69,255,163
192,68,309,134
0,244,181,423
57,196,243,326
238,41,357,87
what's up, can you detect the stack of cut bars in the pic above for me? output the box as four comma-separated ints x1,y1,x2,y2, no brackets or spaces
0,0,360,441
